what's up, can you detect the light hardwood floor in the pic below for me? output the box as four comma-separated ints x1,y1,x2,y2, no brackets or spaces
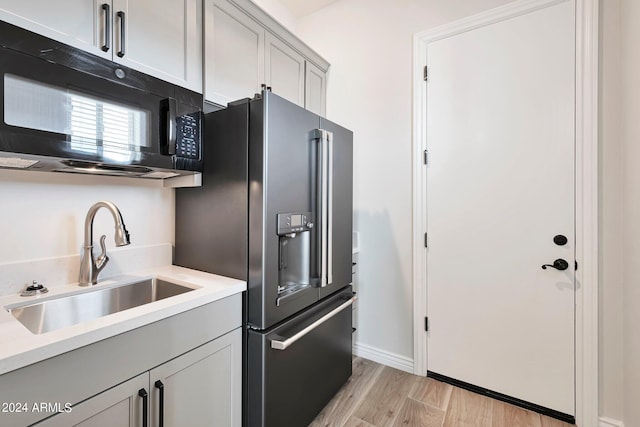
309,357,574,427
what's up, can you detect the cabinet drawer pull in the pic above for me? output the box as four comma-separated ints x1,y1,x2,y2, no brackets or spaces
117,10,126,57
101,3,110,52
138,388,148,427
154,380,164,427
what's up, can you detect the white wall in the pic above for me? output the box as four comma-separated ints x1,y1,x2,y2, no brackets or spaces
295,0,513,364
0,170,174,292
251,0,298,34
293,1,628,423
621,0,640,424
600,0,624,422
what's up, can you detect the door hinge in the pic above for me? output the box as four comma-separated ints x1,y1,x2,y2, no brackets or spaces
425,317,429,331
423,65,428,81
424,232,428,248
423,150,428,165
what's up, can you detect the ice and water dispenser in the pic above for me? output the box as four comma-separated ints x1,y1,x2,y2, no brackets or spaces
276,212,313,305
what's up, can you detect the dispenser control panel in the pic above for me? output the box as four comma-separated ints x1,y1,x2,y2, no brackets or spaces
277,212,313,235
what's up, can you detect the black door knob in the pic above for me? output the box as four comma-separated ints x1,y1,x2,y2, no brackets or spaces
541,259,569,271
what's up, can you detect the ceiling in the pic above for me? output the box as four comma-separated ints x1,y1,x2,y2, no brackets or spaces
276,0,341,17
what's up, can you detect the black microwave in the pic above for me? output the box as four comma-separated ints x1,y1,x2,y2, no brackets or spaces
0,20,202,179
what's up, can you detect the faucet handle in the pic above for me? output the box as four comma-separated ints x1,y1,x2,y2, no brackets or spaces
95,235,110,270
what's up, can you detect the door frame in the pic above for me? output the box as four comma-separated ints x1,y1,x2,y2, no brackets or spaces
411,0,599,425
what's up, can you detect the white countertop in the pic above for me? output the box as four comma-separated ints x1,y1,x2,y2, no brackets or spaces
0,265,246,376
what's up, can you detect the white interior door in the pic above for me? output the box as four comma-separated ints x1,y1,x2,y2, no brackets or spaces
426,0,575,416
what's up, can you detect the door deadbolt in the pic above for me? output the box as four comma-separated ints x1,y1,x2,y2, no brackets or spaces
541,258,569,271
553,235,568,246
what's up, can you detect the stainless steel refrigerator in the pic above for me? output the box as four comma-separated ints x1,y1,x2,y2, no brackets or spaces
175,90,354,426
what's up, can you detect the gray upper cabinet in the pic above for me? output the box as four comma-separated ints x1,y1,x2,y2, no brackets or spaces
204,0,329,115
111,0,203,93
265,32,305,107
0,1,107,58
305,61,327,116
0,0,203,93
204,0,265,106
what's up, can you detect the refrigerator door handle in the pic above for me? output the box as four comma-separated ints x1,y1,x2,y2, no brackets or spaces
314,129,334,288
327,130,334,286
270,296,356,350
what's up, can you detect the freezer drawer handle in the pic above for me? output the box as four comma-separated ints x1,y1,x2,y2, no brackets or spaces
271,296,356,350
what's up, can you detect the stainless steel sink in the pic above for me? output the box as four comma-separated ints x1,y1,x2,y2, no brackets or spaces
7,278,195,334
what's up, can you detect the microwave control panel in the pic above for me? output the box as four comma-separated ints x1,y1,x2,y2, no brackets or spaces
176,114,201,160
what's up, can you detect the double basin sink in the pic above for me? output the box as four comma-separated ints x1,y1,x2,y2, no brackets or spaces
5,278,195,335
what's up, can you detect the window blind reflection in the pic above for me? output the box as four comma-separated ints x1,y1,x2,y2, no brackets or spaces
4,74,150,162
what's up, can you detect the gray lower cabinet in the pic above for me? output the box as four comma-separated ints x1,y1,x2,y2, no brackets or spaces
149,329,241,427
0,294,242,427
36,329,242,427
35,374,148,427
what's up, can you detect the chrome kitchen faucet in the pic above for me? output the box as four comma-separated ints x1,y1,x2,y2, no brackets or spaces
79,201,130,286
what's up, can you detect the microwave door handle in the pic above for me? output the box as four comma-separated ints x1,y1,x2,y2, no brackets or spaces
101,3,111,52
161,98,177,155
168,98,176,154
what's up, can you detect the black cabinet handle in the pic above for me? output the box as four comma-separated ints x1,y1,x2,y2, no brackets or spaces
154,380,164,427
116,11,126,57
541,258,569,271
101,3,110,52
138,388,148,427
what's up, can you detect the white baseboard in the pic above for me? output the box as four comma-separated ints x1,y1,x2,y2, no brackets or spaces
353,343,626,427
354,341,622,427
600,416,624,427
353,342,414,374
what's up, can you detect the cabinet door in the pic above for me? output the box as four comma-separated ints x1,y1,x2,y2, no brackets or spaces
150,328,242,427
205,0,265,106
0,0,111,59
305,61,327,116
35,373,148,427
265,33,305,107
111,0,202,92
